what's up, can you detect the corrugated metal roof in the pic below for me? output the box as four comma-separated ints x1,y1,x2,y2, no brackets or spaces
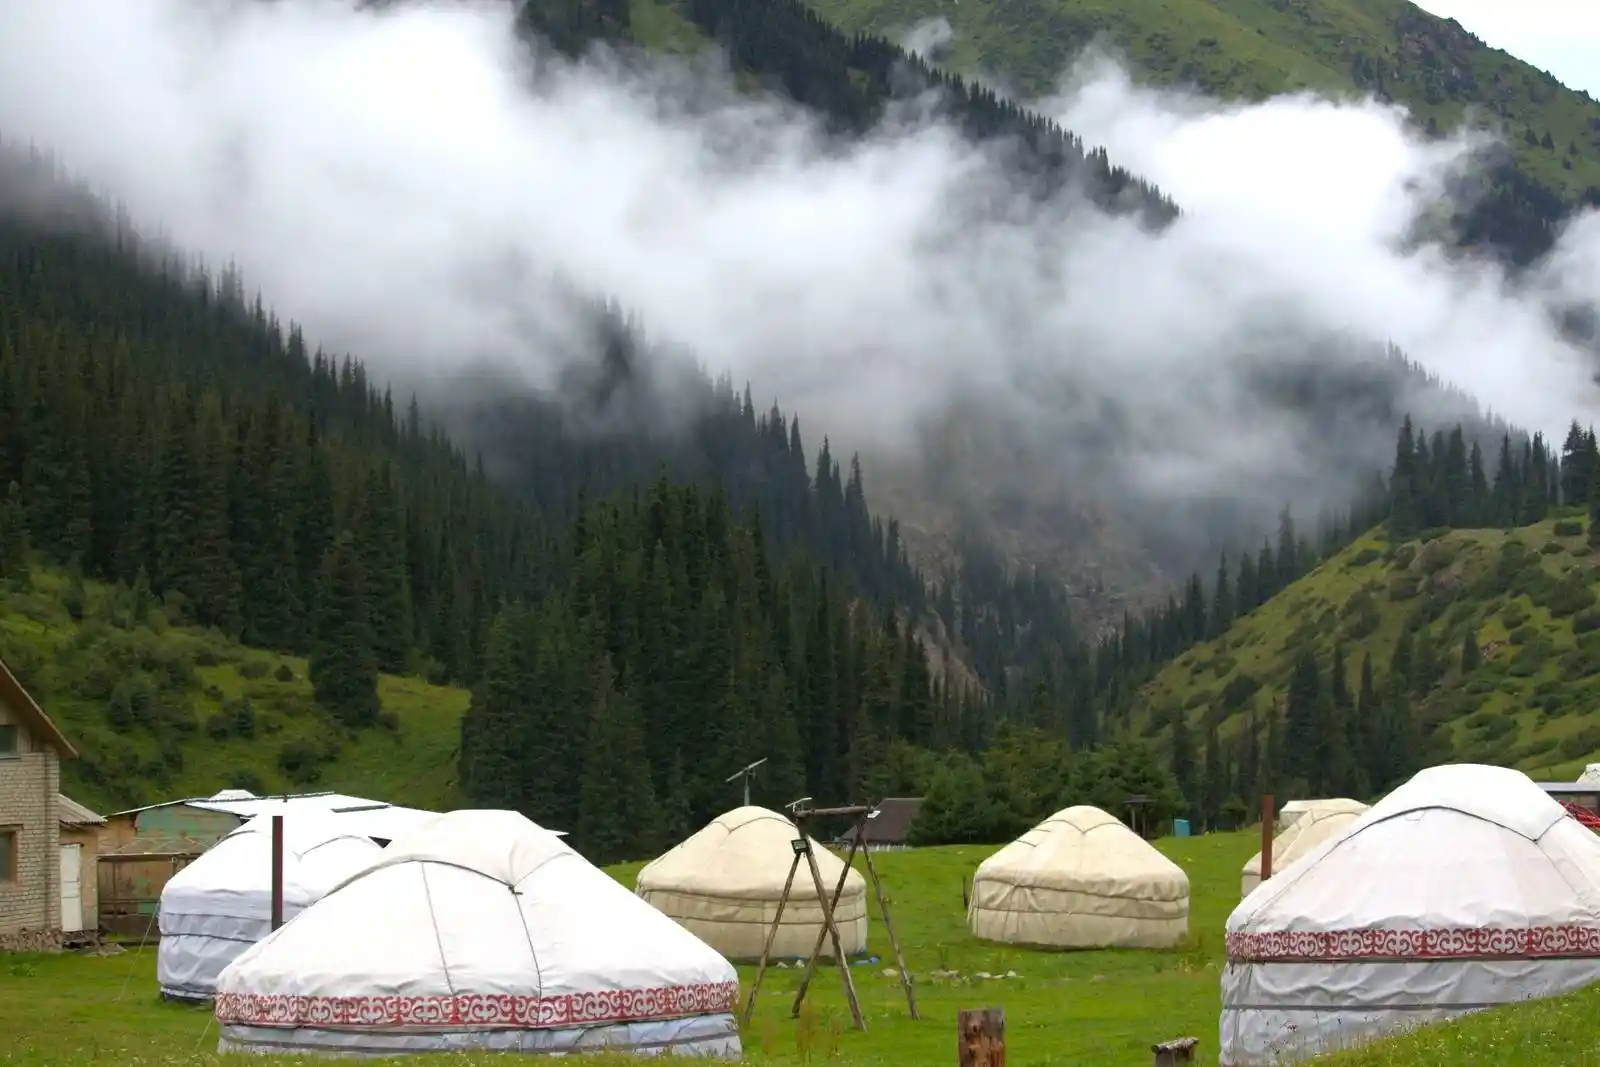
57,793,105,825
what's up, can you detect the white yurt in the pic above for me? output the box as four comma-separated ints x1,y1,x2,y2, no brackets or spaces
967,805,1190,950
1240,798,1369,897
1578,763,1600,786
157,812,383,1001
635,806,868,961
1221,764,1600,1066
213,810,741,1057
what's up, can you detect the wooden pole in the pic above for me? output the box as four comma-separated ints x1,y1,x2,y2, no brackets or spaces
862,835,919,1020
742,848,803,1026
1259,794,1275,883
270,815,285,931
796,817,866,1030
957,1007,1006,1067
791,820,864,1017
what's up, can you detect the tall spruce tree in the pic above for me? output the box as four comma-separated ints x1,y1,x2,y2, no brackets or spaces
309,531,381,728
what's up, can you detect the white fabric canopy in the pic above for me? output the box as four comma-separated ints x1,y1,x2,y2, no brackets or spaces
1240,799,1369,897
214,809,741,1057
968,805,1189,949
635,806,868,961
1578,764,1600,786
1221,764,1600,1066
157,812,383,1001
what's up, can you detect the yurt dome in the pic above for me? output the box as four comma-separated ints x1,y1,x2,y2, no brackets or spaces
967,805,1190,950
635,806,868,961
1221,764,1600,1066
213,810,741,1057
1240,798,1369,897
1578,763,1600,786
157,812,383,1001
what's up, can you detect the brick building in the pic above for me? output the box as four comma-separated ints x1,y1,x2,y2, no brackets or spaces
0,655,95,951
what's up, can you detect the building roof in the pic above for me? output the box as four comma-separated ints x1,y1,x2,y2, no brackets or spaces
0,655,77,758
860,797,924,843
58,794,105,825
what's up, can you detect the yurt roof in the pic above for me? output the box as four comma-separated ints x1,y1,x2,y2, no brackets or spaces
1227,764,1600,963
974,805,1189,901
1243,801,1369,877
1579,763,1600,786
215,810,739,1034
162,811,382,915
636,806,864,901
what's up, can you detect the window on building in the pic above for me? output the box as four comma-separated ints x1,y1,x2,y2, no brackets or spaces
0,829,16,882
0,724,16,756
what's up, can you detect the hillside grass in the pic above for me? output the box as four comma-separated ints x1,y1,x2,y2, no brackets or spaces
3,831,1245,1066
804,0,1600,201
0,569,468,814
1139,516,1600,778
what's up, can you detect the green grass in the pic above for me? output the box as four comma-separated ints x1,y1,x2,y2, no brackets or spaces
1,832,1248,1066
1139,516,1600,778
4,828,1594,1065
803,0,1600,204
0,569,469,814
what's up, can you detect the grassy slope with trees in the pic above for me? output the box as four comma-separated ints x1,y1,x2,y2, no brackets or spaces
1134,417,1600,834
805,0,1600,265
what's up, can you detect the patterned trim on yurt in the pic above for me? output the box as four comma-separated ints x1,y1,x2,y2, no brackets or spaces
214,982,742,1029
1226,926,1600,962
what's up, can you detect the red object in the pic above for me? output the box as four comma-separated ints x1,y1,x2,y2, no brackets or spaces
1561,801,1600,832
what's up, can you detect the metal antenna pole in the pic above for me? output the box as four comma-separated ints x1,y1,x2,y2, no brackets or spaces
725,757,769,807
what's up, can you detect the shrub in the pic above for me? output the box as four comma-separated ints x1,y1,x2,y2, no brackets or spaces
273,664,295,683
1542,540,1566,555
1558,723,1600,760
1542,583,1597,619
239,659,270,680
1508,640,1551,677
1348,547,1382,567
1554,519,1584,537
1390,544,1417,570
1387,574,1420,601
277,740,323,785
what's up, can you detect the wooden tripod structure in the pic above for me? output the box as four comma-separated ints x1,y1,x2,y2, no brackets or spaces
741,802,919,1032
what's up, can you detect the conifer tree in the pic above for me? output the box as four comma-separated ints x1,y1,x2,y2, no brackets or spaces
575,655,658,865
309,531,381,728
0,481,28,582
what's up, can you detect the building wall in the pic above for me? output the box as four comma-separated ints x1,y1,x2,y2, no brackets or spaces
0,696,61,937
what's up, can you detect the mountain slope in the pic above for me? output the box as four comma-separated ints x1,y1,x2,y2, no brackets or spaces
1139,516,1600,790
805,0,1600,264
0,568,469,814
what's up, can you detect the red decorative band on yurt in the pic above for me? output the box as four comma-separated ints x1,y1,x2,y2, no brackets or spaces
215,982,742,1030
1226,926,1600,962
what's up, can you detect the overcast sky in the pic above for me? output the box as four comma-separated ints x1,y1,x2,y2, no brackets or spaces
1412,0,1600,98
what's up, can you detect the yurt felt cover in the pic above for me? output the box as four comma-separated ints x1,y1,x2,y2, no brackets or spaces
1239,799,1369,897
157,812,383,1001
1220,764,1600,1067
968,805,1190,950
635,806,869,961
213,810,741,1057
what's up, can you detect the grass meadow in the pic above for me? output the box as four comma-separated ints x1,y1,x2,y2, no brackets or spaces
0,829,1595,1066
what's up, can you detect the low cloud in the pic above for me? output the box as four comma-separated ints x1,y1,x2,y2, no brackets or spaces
0,0,1596,575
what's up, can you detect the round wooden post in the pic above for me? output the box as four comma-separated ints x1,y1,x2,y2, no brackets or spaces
958,1007,1005,1067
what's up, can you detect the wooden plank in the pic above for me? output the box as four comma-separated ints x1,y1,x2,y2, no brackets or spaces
957,1007,1005,1067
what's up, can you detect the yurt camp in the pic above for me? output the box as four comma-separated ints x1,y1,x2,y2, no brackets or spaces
157,812,384,1001
967,805,1190,950
635,806,868,961
1240,797,1368,897
212,809,740,1057
1221,763,1600,1066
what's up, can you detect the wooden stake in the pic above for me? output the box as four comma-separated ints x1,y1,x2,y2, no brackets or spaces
742,847,802,1026
270,815,285,931
798,825,865,1030
957,1007,1005,1067
862,841,919,1020
1259,793,1275,883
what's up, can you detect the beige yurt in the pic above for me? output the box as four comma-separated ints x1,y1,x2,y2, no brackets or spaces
635,806,869,961
1241,798,1368,897
968,805,1190,949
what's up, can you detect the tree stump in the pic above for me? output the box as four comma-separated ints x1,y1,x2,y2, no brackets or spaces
957,1007,1005,1067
